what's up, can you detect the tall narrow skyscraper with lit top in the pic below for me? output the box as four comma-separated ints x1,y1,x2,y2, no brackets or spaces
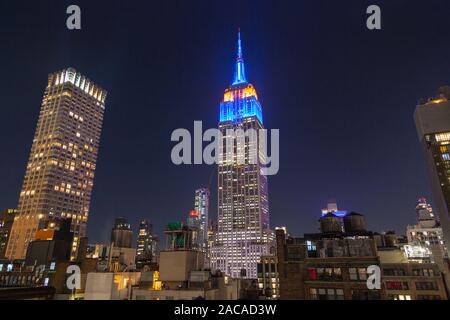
210,32,274,279
6,68,107,261
194,188,210,252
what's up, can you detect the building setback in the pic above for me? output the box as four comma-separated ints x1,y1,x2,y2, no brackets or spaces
6,68,107,260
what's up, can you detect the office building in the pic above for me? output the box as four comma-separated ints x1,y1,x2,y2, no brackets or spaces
6,68,107,261
276,204,449,300
111,217,133,248
0,209,17,259
406,198,447,262
136,219,157,269
415,197,437,223
257,255,280,299
276,228,382,300
210,32,275,279
378,248,447,300
414,86,450,257
25,218,74,266
194,188,210,252
186,210,201,250
277,208,381,300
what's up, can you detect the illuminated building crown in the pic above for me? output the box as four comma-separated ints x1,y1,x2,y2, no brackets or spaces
219,31,263,124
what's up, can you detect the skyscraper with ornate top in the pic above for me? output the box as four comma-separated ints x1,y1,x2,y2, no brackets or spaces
210,32,275,279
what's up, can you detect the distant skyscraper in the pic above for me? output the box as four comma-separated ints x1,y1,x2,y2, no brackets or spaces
414,86,450,257
321,199,338,214
406,198,447,261
415,197,436,225
210,32,274,279
187,210,201,250
6,68,107,261
111,217,133,248
321,199,348,217
0,209,17,259
136,219,157,269
194,188,210,251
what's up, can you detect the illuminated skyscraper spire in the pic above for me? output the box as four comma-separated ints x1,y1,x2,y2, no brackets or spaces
212,31,274,279
233,30,247,85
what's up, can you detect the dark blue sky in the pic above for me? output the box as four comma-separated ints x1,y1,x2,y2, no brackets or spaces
1,0,450,244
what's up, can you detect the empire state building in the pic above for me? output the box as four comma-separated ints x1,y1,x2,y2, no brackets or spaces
210,32,275,279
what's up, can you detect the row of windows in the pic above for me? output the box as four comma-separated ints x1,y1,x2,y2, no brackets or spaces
385,280,439,291
307,267,369,281
309,288,382,300
383,267,437,277
310,288,344,300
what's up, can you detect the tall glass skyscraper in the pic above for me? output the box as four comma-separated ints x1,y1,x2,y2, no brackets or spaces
414,86,450,258
210,32,274,279
6,68,107,260
194,188,210,252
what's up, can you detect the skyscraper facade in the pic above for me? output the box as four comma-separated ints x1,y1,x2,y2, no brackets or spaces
210,32,274,279
111,217,133,248
6,68,107,260
186,210,201,250
406,198,447,261
194,188,210,251
414,86,450,257
136,219,157,268
0,209,17,259
415,197,437,225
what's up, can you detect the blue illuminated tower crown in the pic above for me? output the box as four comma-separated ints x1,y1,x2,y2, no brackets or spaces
219,31,263,124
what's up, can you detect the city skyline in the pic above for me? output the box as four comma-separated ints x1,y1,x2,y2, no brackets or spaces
2,1,450,244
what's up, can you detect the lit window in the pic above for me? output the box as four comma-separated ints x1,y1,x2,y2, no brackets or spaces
435,132,450,142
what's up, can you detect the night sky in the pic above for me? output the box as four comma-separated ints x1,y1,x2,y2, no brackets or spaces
1,0,450,244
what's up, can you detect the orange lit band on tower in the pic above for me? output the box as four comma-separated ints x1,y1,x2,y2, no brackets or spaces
219,31,263,124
